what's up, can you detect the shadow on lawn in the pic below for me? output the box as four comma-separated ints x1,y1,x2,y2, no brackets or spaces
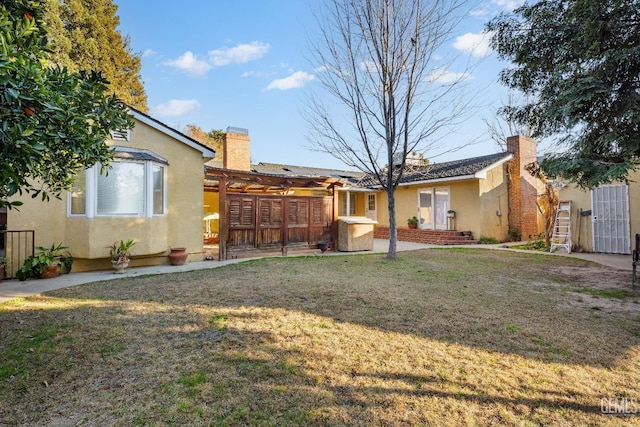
37,249,640,370
0,298,616,425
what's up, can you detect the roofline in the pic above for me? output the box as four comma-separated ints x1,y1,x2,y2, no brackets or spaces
129,107,216,159
370,174,479,188
339,186,377,192
254,162,361,176
473,153,513,179
366,153,514,189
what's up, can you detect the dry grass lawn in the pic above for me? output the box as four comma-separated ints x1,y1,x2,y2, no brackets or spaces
1,248,639,426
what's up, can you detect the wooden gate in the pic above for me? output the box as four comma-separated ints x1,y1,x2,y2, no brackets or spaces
225,194,333,258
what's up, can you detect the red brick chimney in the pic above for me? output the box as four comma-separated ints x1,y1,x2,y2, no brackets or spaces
223,127,251,171
507,135,539,240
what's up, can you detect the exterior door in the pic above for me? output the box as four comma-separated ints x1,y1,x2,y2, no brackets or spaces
418,188,449,230
365,193,377,221
591,184,631,254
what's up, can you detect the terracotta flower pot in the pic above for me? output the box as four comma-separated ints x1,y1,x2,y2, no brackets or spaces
168,247,188,266
41,264,60,279
408,223,417,229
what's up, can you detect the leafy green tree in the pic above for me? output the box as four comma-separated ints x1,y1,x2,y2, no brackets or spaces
487,0,640,188
184,124,224,159
0,0,134,209
43,0,147,111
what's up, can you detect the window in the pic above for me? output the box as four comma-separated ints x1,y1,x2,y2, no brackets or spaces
68,160,166,218
70,169,87,215
98,162,145,215
341,192,357,215
367,194,376,211
153,164,164,215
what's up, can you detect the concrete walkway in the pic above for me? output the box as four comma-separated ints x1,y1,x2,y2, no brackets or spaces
0,239,632,304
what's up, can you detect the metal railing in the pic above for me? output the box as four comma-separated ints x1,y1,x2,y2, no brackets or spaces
1,230,35,279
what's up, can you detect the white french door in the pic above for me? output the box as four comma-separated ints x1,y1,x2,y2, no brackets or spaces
418,188,449,230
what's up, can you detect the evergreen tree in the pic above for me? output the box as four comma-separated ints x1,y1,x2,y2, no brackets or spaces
44,0,147,111
0,0,133,209
487,0,640,188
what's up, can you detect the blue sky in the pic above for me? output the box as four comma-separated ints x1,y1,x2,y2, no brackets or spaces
114,0,525,170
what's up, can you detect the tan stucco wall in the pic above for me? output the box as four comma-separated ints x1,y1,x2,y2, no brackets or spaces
8,118,207,271
477,164,510,241
557,184,592,251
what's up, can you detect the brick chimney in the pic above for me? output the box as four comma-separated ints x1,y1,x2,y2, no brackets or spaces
507,135,539,240
223,127,250,171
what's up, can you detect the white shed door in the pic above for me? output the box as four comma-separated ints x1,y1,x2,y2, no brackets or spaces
591,185,631,254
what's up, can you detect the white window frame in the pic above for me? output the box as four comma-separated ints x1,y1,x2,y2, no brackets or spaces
341,191,357,216
417,187,450,230
68,161,166,218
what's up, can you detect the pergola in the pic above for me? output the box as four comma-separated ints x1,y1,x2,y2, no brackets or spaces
204,167,345,260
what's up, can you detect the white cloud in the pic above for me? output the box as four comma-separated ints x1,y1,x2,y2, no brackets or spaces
164,51,212,77
266,71,316,91
142,49,157,57
426,67,473,84
492,0,524,11
209,41,270,66
242,70,271,78
150,99,200,117
453,32,494,58
360,61,378,73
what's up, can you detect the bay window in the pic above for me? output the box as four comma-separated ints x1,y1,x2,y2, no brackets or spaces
69,157,166,218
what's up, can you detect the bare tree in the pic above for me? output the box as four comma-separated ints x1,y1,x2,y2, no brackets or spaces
484,91,536,151
305,0,477,259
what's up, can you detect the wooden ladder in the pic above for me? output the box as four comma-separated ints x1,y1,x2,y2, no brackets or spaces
551,200,572,253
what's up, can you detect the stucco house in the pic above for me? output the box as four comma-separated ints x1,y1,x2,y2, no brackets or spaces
254,135,545,245
2,107,215,274
368,135,545,244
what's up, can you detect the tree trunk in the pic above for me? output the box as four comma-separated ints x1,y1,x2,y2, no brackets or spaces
387,187,397,259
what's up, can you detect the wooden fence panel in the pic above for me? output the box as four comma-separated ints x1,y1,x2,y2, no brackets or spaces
225,194,335,257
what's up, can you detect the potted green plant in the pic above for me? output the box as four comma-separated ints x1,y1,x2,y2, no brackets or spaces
16,243,71,281
108,240,136,274
0,257,7,281
407,216,419,229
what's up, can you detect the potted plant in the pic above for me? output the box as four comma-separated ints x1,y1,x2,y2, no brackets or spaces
408,216,419,229
168,247,188,265
447,210,456,218
108,239,136,274
317,242,329,252
0,257,7,281
317,228,332,253
16,243,71,281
